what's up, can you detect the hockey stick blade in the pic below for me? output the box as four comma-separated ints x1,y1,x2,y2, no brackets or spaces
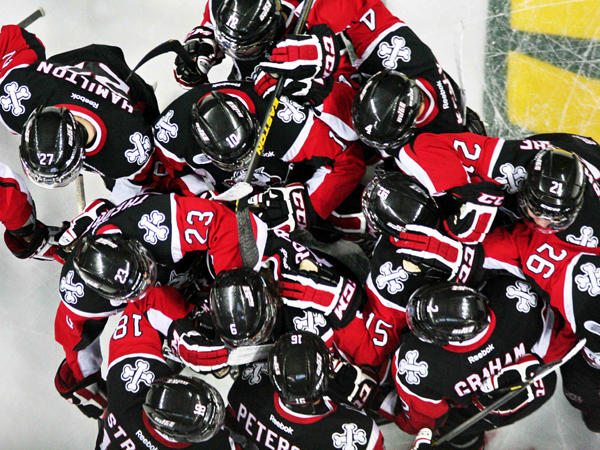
434,338,587,447
227,343,274,366
213,182,253,202
18,7,45,28
126,39,196,82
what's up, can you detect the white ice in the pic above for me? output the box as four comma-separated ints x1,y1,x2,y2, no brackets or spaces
0,1,598,448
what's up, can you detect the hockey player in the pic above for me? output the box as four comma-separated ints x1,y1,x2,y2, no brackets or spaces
53,193,265,414
226,331,385,450
380,278,576,450
153,79,364,230
0,161,64,261
393,132,600,245
0,24,159,204
94,284,237,449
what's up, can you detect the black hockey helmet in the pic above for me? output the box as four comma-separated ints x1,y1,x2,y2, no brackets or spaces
213,0,283,60
191,91,259,172
351,70,423,152
144,375,225,443
209,267,278,347
268,331,330,405
406,282,491,346
517,146,585,234
362,172,441,236
73,234,157,302
20,106,85,189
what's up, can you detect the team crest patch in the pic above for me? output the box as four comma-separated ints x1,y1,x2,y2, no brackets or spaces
332,423,367,450
494,162,527,194
0,81,31,116
398,350,428,385
566,226,599,248
278,96,306,124
138,210,169,244
154,110,179,143
575,262,600,296
377,36,412,70
241,362,269,385
121,359,155,393
506,280,537,313
60,270,85,304
125,132,151,165
293,311,328,334
376,262,409,294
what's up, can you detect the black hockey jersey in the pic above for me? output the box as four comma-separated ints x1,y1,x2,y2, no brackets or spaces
226,361,384,450
96,294,236,450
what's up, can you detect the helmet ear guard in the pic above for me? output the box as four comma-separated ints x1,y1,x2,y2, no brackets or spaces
268,331,330,406
406,282,491,347
351,69,423,153
73,234,157,302
20,106,85,189
517,146,586,234
143,375,225,443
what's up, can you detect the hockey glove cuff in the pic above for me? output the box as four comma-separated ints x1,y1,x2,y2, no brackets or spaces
54,359,107,420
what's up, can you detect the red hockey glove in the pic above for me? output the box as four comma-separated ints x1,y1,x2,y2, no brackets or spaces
54,359,107,419
391,224,482,284
58,198,114,248
254,70,334,106
441,181,504,244
411,429,433,450
329,358,378,409
4,220,68,262
248,183,315,232
168,316,229,373
174,26,223,88
475,354,547,415
259,24,339,80
279,262,363,328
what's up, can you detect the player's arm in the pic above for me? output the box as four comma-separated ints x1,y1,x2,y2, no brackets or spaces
0,25,45,77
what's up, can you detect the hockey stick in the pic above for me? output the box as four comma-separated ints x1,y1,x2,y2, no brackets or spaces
18,7,45,28
433,338,587,447
235,0,315,268
75,175,86,213
126,39,197,82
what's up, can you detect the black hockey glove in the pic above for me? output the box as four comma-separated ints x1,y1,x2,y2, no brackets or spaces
174,26,223,88
328,358,378,409
474,354,549,416
58,198,114,248
279,261,364,329
4,220,68,262
391,224,483,284
259,24,340,80
54,359,107,420
439,180,504,244
254,70,334,106
168,314,229,373
248,183,316,233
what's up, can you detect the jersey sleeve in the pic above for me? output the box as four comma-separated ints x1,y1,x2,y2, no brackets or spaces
0,25,45,78
481,224,528,278
0,162,35,231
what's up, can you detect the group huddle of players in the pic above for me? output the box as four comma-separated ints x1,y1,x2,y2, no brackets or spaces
1,1,598,449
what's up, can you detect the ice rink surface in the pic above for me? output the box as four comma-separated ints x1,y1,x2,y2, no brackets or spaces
1,1,599,448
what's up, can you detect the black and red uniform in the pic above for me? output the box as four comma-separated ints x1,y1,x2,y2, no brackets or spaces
0,161,35,233
96,288,237,450
0,25,158,202
380,275,575,439
55,193,267,381
226,361,384,450
153,80,365,221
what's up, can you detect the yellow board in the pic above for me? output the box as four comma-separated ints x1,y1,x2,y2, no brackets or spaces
511,0,600,40
506,51,600,142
